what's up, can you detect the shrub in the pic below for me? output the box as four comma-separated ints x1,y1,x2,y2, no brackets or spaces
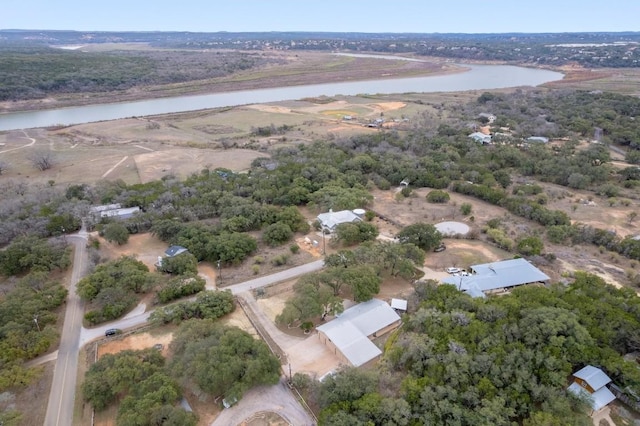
460,203,473,215
271,254,289,266
426,190,450,204
262,223,293,246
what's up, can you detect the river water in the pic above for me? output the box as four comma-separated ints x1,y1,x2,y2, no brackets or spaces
0,63,563,132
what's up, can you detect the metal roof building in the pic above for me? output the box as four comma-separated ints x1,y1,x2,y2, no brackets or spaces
442,258,550,298
316,209,363,232
317,299,401,367
568,365,616,412
165,245,188,257
98,206,141,220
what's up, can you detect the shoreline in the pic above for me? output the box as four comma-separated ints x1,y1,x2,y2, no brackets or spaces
0,53,468,114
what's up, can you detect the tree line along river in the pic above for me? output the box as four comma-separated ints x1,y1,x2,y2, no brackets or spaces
0,63,563,132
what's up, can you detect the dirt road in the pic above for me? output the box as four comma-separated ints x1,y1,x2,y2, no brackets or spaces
211,378,315,426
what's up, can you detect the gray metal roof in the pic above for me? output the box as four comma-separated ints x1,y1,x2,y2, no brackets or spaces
317,299,400,367
165,245,188,257
442,258,549,297
568,383,615,411
317,210,362,231
573,365,612,390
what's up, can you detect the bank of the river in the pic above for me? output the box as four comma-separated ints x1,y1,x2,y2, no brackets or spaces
0,52,460,114
0,63,564,132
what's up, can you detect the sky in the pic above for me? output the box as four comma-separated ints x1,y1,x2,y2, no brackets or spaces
2,0,639,34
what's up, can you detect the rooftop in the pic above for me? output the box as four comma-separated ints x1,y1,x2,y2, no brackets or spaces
317,209,362,231
573,365,612,391
317,299,400,367
442,258,550,297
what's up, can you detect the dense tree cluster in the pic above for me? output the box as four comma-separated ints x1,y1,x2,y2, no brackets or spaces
0,235,71,276
298,272,640,424
333,221,378,246
0,45,279,101
169,320,280,402
0,271,68,391
0,180,84,245
82,348,197,425
278,242,424,326
149,290,235,325
77,256,156,325
155,275,205,304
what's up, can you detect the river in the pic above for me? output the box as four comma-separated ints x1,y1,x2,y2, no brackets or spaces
0,63,563,132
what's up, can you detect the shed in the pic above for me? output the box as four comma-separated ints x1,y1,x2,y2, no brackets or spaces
390,298,408,312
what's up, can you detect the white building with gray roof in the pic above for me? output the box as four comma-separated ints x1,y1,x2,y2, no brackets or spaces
317,299,401,367
442,258,550,298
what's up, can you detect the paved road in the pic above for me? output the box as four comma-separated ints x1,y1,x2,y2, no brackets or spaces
78,259,325,345
211,378,315,426
226,259,324,295
43,230,88,426
41,240,323,424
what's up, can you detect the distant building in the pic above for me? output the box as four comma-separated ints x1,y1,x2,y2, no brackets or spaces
479,113,496,123
90,203,141,220
441,258,550,298
165,245,188,257
317,299,401,367
468,132,492,144
526,136,549,144
568,365,616,413
317,209,363,232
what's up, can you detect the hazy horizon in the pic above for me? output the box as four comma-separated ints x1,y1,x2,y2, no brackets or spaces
3,0,639,34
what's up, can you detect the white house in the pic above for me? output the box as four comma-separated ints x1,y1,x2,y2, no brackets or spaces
316,209,363,232
468,132,492,144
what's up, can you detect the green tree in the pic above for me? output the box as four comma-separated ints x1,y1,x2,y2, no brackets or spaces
262,222,293,246
102,222,130,245
169,321,280,402
426,190,450,203
396,223,442,252
517,236,544,256
156,275,205,304
460,202,473,216
0,235,71,276
334,221,379,246
158,253,198,275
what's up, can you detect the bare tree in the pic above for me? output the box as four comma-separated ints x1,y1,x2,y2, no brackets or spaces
29,151,54,171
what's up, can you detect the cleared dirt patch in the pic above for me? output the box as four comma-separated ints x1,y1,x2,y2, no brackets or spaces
98,330,174,359
134,148,267,183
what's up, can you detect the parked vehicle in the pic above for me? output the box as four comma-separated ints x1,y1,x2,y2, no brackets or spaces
105,328,121,337
446,267,461,274
434,244,446,252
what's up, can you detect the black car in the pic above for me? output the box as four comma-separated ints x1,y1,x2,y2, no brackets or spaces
105,328,121,337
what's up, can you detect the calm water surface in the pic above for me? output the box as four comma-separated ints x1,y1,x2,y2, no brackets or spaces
0,63,563,131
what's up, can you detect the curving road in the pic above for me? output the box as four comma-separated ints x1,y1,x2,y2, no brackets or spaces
42,239,323,425
44,229,88,426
